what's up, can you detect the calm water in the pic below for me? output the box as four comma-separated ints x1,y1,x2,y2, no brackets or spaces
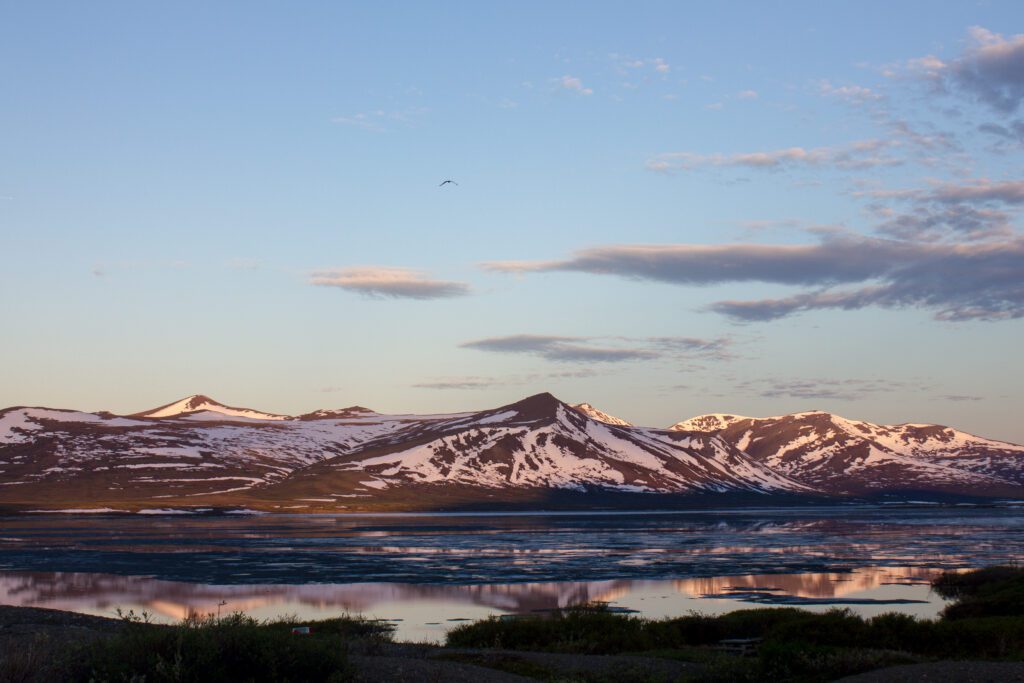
2,506,1022,642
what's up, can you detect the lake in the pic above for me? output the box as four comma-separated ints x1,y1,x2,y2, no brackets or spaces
2,506,1022,642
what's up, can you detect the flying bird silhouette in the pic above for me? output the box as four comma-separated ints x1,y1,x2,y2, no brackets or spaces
439,180,458,187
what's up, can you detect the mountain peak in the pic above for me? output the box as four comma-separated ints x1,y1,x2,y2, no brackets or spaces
498,392,567,420
572,403,632,426
133,395,289,421
670,413,753,432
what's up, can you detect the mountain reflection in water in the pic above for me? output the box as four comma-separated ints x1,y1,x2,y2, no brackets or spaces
2,507,1022,642
0,566,947,643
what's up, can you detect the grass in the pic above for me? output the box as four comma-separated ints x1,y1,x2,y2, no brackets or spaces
54,611,392,683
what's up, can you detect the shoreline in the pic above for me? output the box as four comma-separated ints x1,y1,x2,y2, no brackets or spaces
6,498,1024,516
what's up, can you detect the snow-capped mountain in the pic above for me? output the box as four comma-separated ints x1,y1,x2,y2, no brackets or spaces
2,394,1023,512
275,393,806,505
0,393,808,511
670,414,751,432
672,410,1024,496
571,403,632,426
134,394,289,421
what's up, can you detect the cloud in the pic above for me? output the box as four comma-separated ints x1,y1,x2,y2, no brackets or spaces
647,139,901,172
413,378,497,390
930,179,1024,204
876,204,1014,242
483,233,1024,322
311,267,470,299
640,336,735,360
737,89,758,99
484,237,911,284
952,27,1024,113
611,55,670,75
556,75,593,95
907,27,1024,113
461,334,655,363
978,120,1024,142
735,377,925,401
818,80,883,104
938,394,984,402
413,368,601,391
883,117,957,152
459,334,733,364
860,179,1024,242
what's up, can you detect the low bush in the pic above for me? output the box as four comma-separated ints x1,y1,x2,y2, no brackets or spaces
446,568,1024,666
60,612,390,683
933,565,1024,620
446,605,657,653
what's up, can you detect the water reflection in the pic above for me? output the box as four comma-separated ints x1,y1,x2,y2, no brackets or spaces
2,508,1023,585
0,567,949,642
1,508,1021,641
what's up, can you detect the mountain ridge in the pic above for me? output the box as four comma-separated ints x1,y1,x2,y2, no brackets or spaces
1,392,1021,512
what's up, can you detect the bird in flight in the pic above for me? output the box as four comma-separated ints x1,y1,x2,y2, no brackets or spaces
439,179,458,187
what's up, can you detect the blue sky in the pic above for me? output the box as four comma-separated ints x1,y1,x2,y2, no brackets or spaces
2,2,1023,441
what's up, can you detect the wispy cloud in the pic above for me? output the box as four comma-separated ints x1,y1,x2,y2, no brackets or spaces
413,369,600,391
483,233,1024,322
412,378,498,390
938,394,984,402
818,79,883,105
461,334,655,363
459,333,733,364
735,377,927,401
931,179,1024,204
876,204,1013,242
647,139,900,173
978,120,1024,143
611,55,670,75
311,267,470,300
859,178,1024,242
331,108,425,132
555,75,593,96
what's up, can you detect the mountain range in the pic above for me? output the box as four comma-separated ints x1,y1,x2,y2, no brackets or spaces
1,393,1022,512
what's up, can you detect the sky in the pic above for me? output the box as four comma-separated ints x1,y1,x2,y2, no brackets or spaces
2,2,1023,441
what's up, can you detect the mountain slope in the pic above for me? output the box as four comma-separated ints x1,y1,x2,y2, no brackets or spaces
267,393,808,506
672,410,1024,496
3,395,1023,511
0,402,450,508
0,394,810,511
571,403,632,426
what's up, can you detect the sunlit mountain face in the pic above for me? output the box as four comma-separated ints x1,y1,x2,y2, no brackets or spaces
3,393,1023,513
